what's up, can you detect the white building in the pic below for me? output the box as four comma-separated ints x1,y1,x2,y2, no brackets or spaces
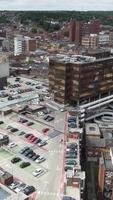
99,31,110,45
14,35,37,56
14,35,27,56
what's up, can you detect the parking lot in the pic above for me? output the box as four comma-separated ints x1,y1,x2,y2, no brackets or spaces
0,76,69,200
0,109,66,200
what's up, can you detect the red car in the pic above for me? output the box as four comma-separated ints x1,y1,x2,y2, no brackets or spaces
27,134,34,141
30,136,37,143
42,128,50,133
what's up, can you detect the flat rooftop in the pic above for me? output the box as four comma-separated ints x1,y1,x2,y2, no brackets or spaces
50,54,113,65
50,54,96,64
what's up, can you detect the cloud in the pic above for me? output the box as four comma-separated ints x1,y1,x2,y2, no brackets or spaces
0,0,113,10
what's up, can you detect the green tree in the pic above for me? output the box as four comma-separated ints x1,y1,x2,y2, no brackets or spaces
31,28,37,33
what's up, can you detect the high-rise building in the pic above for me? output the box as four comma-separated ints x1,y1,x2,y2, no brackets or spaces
0,54,9,90
49,54,113,105
69,19,100,44
69,20,82,44
14,35,37,56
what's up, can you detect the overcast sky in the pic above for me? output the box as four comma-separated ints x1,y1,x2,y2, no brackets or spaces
0,0,113,10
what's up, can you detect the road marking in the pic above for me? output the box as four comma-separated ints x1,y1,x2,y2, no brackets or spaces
49,150,62,153
56,165,60,171
37,191,60,197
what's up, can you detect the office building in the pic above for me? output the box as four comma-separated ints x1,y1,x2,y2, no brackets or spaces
0,54,9,90
49,54,113,105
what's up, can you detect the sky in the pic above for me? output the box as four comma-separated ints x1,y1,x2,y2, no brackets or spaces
0,0,113,11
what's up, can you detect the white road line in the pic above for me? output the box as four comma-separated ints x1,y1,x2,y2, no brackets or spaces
37,191,60,197
49,150,62,153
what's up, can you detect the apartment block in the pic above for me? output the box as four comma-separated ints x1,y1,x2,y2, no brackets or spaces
81,34,98,48
14,35,37,56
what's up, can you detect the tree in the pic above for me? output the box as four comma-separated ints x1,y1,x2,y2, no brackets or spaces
31,28,37,33
64,31,69,37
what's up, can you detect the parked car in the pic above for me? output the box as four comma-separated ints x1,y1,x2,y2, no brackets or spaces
32,168,44,177
9,181,21,190
19,131,26,136
38,141,47,147
27,152,36,159
35,156,45,163
43,115,49,120
65,160,77,166
20,146,30,154
65,154,77,159
46,116,54,122
24,149,33,156
19,118,28,123
30,136,37,143
27,134,34,140
24,133,32,138
14,182,26,193
42,128,50,133
27,122,34,126
34,138,41,144
23,185,35,195
11,157,21,164
64,166,73,171
8,142,17,148
10,128,18,133
32,154,40,161
20,162,31,168
38,111,44,116
0,121,4,124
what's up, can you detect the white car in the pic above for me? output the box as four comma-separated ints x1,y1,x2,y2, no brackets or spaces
32,168,44,177
14,183,26,193
35,156,45,163
9,181,21,190
38,111,44,116
8,142,17,148
38,141,47,147
45,96,51,100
